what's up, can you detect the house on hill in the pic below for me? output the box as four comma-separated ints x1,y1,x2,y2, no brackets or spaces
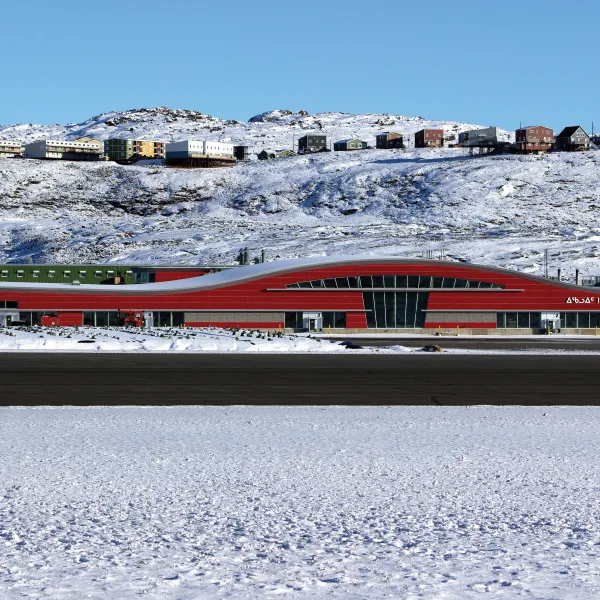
458,127,501,147
0,141,24,158
555,126,591,151
515,125,554,154
297,134,327,154
165,140,235,168
333,139,368,151
375,132,403,149
24,139,103,161
415,129,443,148
104,138,166,162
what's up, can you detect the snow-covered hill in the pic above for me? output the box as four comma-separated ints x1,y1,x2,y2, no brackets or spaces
0,106,505,149
0,107,597,278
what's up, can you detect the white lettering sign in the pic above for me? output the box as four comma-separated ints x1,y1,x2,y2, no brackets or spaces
566,297,600,304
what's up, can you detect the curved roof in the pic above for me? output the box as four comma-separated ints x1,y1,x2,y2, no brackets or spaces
0,255,590,295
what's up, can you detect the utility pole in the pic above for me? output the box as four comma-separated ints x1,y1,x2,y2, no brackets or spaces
544,248,549,278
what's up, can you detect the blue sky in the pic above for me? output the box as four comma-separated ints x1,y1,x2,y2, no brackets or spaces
1,0,598,131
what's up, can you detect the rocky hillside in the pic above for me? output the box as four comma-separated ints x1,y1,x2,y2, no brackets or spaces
0,108,597,278
0,107,509,149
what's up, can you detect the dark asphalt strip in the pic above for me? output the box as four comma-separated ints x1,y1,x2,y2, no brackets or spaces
0,354,597,405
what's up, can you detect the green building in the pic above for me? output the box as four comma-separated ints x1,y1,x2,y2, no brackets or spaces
333,139,368,151
104,139,166,162
0,264,136,284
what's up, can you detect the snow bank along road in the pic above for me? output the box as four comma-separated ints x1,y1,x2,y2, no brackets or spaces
1,353,600,404
1,406,600,599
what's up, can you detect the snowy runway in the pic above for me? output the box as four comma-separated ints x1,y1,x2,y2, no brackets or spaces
2,406,600,598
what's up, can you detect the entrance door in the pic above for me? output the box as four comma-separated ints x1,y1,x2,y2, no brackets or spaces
303,312,323,331
144,311,154,328
541,312,560,332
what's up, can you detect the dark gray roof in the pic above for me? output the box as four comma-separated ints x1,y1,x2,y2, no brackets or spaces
557,126,588,138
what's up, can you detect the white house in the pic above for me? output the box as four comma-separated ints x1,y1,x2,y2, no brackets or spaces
0,141,24,158
24,139,102,161
458,127,501,147
165,140,234,159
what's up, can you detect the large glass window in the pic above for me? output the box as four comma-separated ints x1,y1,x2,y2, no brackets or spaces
506,313,518,328
133,272,156,284
323,312,346,328
591,314,600,328
287,275,504,290
285,312,303,329
577,313,590,328
496,313,547,329
157,312,171,327
95,312,109,327
363,292,428,328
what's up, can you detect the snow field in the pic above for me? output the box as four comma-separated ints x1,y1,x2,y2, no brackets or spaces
1,406,600,598
0,326,364,353
2,326,600,354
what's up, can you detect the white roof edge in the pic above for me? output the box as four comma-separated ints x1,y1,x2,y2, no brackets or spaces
0,255,590,295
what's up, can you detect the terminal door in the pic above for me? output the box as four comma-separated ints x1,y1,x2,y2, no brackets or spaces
541,312,560,333
302,312,323,331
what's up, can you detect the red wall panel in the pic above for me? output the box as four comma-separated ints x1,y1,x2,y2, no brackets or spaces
57,312,84,326
4,262,600,331
155,271,206,282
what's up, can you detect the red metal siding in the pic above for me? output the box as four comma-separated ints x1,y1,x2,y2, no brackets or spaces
56,311,84,326
154,271,206,282
4,262,600,330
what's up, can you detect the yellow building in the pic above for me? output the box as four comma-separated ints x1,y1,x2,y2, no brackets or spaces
104,138,166,162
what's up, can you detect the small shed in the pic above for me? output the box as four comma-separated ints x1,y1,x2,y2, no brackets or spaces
333,139,368,151
257,149,295,160
233,145,249,161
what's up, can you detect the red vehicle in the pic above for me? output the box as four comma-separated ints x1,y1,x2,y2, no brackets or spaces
40,314,61,327
118,309,144,328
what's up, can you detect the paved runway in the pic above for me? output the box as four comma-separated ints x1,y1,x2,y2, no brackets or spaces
0,353,597,405
328,336,600,350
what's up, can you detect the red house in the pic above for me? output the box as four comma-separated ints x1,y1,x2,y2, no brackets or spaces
415,129,444,148
515,125,554,154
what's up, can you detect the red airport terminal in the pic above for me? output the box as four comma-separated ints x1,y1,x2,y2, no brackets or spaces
0,256,597,334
